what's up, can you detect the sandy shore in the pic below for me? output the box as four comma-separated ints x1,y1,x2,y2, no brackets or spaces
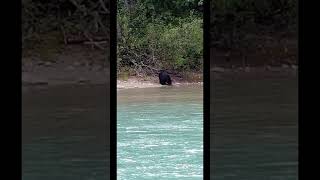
22,57,297,88
22,43,297,87
116,65,297,89
117,78,203,90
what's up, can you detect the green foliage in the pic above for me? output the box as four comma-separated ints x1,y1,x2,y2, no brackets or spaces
157,18,203,70
117,0,203,74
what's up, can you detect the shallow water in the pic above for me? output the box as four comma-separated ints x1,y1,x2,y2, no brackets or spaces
22,85,110,180
22,76,297,179
117,86,203,179
211,77,298,180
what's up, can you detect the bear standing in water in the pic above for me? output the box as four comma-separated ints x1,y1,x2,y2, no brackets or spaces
159,70,172,85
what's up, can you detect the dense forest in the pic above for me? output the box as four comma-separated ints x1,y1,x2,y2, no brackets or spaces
117,0,203,76
22,0,298,76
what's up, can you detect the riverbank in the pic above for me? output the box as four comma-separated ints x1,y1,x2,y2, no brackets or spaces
117,77,203,90
117,65,297,89
22,45,109,86
22,61,109,86
22,60,297,89
22,57,203,88
22,44,297,88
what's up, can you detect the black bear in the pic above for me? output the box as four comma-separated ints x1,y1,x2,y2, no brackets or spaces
159,70,172,85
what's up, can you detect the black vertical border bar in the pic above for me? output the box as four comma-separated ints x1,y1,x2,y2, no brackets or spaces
17,0,22,179
6,0,23,178
110,0,117,179
203,0,210,179
297,0,301,179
